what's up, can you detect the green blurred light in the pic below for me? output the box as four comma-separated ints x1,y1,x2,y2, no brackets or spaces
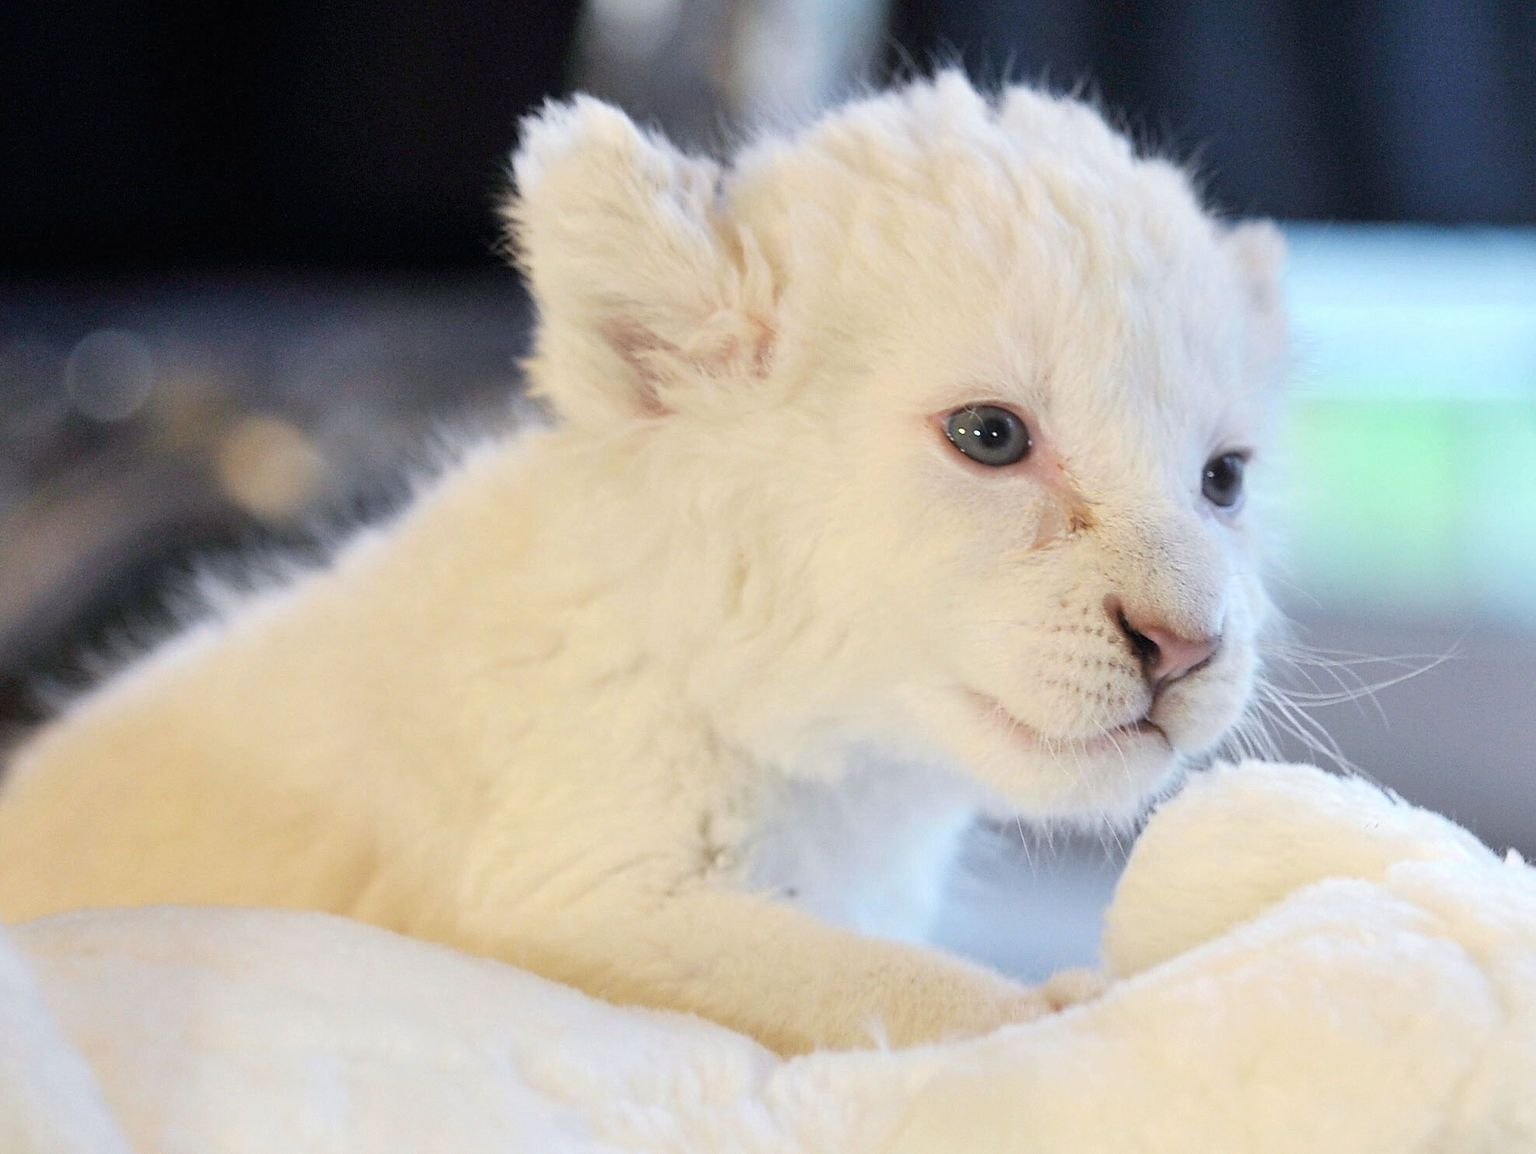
1279,226,1536,621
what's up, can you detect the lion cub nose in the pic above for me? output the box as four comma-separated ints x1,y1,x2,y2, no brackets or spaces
1104,597,1222,689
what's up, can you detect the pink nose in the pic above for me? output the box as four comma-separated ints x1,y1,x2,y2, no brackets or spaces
1105,597,1222,689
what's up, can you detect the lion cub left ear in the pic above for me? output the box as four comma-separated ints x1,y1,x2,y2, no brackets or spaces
505,98,777,426
1225,220,1285,311
1224,219,1288,372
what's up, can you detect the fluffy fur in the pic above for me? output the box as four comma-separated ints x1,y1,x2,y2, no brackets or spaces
8,762,1534,1152
0,74,1287,1054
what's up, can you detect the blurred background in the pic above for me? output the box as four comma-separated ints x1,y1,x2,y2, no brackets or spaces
3,1,1534,977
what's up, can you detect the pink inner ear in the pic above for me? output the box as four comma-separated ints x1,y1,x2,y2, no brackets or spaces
632,385,671,418
601,319,675,417
745,314,776,377
600,311,778,419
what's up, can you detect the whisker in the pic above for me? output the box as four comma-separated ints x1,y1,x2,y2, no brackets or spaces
1253,683,1365,779
1012,814,1036,872
1262,638,1458,738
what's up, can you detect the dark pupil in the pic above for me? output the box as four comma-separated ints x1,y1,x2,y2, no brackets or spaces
1203,453,1244,507
976,415,1010,447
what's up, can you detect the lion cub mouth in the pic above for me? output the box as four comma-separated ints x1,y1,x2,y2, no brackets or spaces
965,690,1172,757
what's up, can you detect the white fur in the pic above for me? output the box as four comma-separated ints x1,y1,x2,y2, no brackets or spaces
0,74,1286,1054
4,762,1534,1152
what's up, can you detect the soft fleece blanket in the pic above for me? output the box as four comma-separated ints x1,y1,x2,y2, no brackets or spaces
3,761,1533,1154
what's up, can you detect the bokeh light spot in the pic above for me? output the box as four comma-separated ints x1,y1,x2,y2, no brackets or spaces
64,330,156,422
216,415,328,521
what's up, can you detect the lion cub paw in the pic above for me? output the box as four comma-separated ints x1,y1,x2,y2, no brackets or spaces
1036,967,1110,1012
998,968,1109,1028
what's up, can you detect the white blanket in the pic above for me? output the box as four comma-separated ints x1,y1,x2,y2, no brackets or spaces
3,761,1533,1153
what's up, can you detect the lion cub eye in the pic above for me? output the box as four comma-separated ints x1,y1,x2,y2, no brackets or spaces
944,404,1031,467
1202,452,1247,508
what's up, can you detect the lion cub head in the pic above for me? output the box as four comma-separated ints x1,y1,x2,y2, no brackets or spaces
507,73,1286,820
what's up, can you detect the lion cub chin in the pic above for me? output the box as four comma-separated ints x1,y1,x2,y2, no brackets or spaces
0,73,1285,1055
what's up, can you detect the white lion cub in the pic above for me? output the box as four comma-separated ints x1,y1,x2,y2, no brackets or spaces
0,74,1285,1055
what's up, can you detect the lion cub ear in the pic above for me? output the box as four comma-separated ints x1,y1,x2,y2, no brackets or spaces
505,98,777,426
1225,220,1285,311
1224,219,1288,377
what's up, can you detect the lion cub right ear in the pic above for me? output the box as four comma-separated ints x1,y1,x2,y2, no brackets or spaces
504,98,777,427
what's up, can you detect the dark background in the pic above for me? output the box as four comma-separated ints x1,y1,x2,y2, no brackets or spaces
5,2,1534,276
